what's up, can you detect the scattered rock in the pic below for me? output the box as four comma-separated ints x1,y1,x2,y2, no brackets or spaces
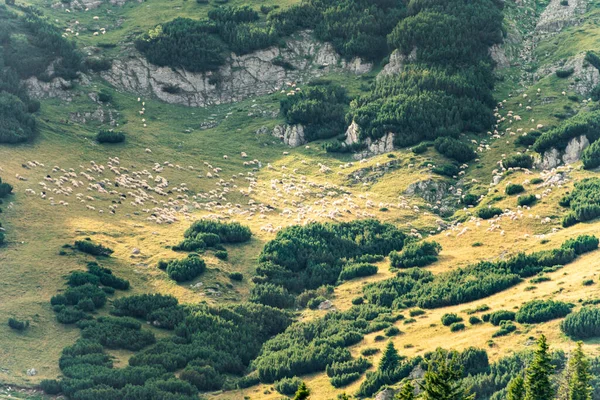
26,368,37,376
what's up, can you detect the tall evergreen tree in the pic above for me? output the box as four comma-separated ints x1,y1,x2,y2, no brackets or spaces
568,342,592,400
294,382,310,400
396,380,416,400
380,341,400,372
419,348,475,400
524,335,554,400
507,375,525,400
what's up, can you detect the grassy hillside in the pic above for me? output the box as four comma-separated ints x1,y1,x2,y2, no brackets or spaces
3,0,600,398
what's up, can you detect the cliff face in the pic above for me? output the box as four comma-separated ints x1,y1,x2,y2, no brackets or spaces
100,31,372,107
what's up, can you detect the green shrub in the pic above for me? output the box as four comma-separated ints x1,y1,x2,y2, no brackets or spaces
409,309,426,317
450,322,465,332
432,163,459,177
165,254,206,282
74,239,113,257
274,376,303,395
338,263,378,281
515,300,571,324
518,194,537,207
441,313,463,326
582,140,600,169
40,379,62,395
505,184,525,195
384,326,401,337
478,207,502,219
561,307,600,338
250,283,294,309
352,297,364,305
583,279,594,286
434,137,476,163
486,310,516,326
8,317,29,331
492,321,516,337
96,130,125,144
228,272,243,281
361,348,379,356
534,110,600,154
412,143,428,154
462,194,479,206
503,154,533,169
214,250,228,260
389,241,441,269
184,220,251,243
469,316,482,325
555,68,574,78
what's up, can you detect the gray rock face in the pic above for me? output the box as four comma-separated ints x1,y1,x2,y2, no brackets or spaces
490,44,510,69
537,134,589,169
52,0,141,11
535,0,587,35
375,388,396,400
353,132,395,160
271,124,307,147
101,31,372,107
406,179,462,216
69,106,118,126
537,53,600,96
377,48,417,79
25,76,74,101
344,121,361,146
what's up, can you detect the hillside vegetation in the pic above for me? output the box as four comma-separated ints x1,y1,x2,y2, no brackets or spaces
3,0,600,399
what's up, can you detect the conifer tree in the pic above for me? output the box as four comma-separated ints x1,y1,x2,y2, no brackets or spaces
380,341,400,372
507,375,525,400
568,341,592,400
524,335,554,400
294,382,310,400
396,380,416,400
419,348,475,400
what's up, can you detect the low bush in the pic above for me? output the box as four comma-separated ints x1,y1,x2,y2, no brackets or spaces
214,250,228,260
478,207,502,220
228,272,243,281
274,376,303,395
390,241,441,269
503,154,533,169
450,322,465,332
469,316,482,325
74,239,113,257
441,313,463,326
165,254,206,282
515,300,571,324
184,220,251,243
338,263,378,281
40,379,62,395
434,137,476,163
352,297,364,305
518,194,537,207
492,321,516,337
582,140,600,169
8,317,29,331
384,326,401,337
96,130,125,144
486,310,516,326
555,68,574,78
505,184,525,195
561,307,600,338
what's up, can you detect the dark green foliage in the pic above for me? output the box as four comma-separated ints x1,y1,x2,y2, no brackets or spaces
469,316,482,325
507,375,525,400
492,321,517,337
0,92,37,143
384,326,400,336
86,263,130,290
561,307,600,339
478,207,503,219
441,313,463,326
294,382,310,400
434,137,477,163
506,184,525,195
450,322,466,332
180,365,223,391
214,250,228,260
255,220,405,296
518,194,537,207
165,254,206,282
515,300,571,324
534,111,600,154
390,241,441,269
228,272,243,281
432,163,460,177
40,379,61,395
111,294,184,330
280,82,349,141
556,68,575,78
96,130,125,144
78,317,155,351
361,348,379,356
413,143,428,154
516,131,542,147
582,140,600,169
420,348,474,400
462,194,479,206
97,90,112,103
184,219,251,243
559,178,600,226
524,335,554,400
307,296,327,310
586,51,600,71
55,284,107,310
351,296,364,305
8,317,29,331
74,239,113,257
326,358,371,388
338,263,378,281
0,178,13,198
275,376,303,395
504,154,533,169
487,310,516,326
250,283,295,309
583,279,594,286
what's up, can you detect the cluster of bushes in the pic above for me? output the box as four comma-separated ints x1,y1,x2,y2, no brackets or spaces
159,254,206,282
434,137,477,163
279,81,348,142
483,310,515,326
503,154,533,169
560,178,600,227
561,306,600,339
478,207,503,220
74,239,114,257
326,357,371,388
0,176,11,244
338,263,378,281
363,235,598,310
274,376,303,395
441,313,463,326
347,0,502,148
137,0,405,73
8,317,29,331
533,110,600,154
79,316,156,351
182,219,251,246
69,262,130,290
389,240,441,269
96,130,125,144
556,67,575,78
111,293,184,330
492,320,517,337
251,220,405,306
516,130,542,147
515,300,572,324
582,139,600,169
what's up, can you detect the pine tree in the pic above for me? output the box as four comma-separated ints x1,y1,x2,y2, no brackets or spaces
294,382,310,400
419,348,475,400
524,335,554,400
396,380,416,400
380,341,400,372
507,375,525,400
568,341,592,400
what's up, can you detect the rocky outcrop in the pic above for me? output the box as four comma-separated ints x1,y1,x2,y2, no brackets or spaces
535,0,587,35
69,106,118,126
344,121,361,146
377,48,417,79
375,389,396,400
344,121,395,159
101,31,372,108
24,76,75,101
406,179,462,216
537,52,600,96
490,44,510,69
271,124,307,147
52,0,141,11
536,134,589,169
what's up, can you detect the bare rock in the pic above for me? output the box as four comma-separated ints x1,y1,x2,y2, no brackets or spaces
271,124,307,147
536,134,589,169
375,388,396,400
378,48,417,79
344,121,361,146
24,76,74,101
490,44,510,69
69,106,118,126
26,368,37,376
535,0,587,35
